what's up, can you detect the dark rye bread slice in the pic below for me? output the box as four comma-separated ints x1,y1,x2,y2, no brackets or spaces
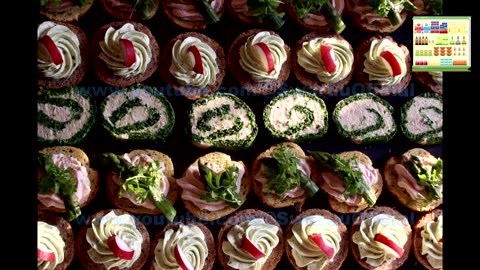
100,0,159,21
285,208,349,270
179,151,251,221
37,146,99,213
354,35,411,96
105,149,180,215
148,221,216,270
217,209,285,270
227,29,291,96
37,22,90,89
345,0,408,33
413,72,443,95
37,210,75,270
251,142,317,211
292,31,353,95
159,32,226,100
75,209,150,270
413,209,443,270
161,0,224,30
350,206,413,270
285,0,345,33
383,148,442,212
90,21,160,87
40,0,95,22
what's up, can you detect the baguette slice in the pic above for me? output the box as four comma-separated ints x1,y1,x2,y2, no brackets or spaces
413,209,443,270
161,0,224,30
40,0,94,22
105,149,180,215
383,148,443,212
100,0,159,20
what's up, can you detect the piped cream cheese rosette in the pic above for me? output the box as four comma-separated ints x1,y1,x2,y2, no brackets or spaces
37,221,67,270
413,209,443,270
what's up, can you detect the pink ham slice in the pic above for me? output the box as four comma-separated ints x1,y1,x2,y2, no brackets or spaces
167,0,223,21
394,163,428,200
302,0,345,27
350,0,392,24
104,0,134,13
42,0,76,13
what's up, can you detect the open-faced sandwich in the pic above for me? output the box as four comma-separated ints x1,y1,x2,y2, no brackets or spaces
413,71,443,95
100,0,160,21
161,0,223,30
226,0,286,30
409,0,443,15
309,150,383,214
413,209,443,270
176,151,251,221
40,0,95,22
95,149,179,222
286,0,346,34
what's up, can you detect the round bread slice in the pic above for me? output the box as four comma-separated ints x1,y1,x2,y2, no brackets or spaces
105,149,180,215
285,208,349,270
345,0,408,33
383,148,443,212
37,211,75,270
178,151,251,222
75,208,150,270
227,28,291,96
159,32,226,100
40,0,95,22
350,206,413,270
251,142,318,211
161,0,224,30
413,209,443,270
286,0,346,33
217,209,285,270
354,35,412,96
292,31,354,95
37,146,99,214
37,21,90,89
100,0,159,20
148,221,216,270
90,21,160,87
413,72,443,95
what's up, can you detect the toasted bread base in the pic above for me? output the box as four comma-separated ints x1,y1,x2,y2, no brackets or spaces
345,0,407,34
413,209,443,270
284,208,349,270
100,0,159,21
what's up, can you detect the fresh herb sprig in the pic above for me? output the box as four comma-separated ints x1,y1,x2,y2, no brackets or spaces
194,0,221,24
309,151,376,206
198,161,243,208
96,153,176,222
261,146,319,197
365,0,417,26
404,155,442,200
248,0,285,30
130,0,157,19
38,154,82,222
292,0,346,33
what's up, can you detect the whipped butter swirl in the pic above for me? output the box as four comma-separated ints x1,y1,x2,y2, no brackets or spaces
86,211,143,269
287,215,341,270
222,218,279,270
352,213,408,267
363,38,407,86
38,221,65,270
169,37,219,87
421,214,443,269
153,224,208,270
429,71,443,85
239,31,287,82
37,21,81,80
99,23,152,78
297,37,353,84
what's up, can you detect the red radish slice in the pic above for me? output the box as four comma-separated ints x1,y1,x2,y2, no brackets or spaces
380,51,402,76
308,234,335,259
119,39,136,67
174,244,194,270
37,248,56,262
187,45,204,74
107,235,134,260
374,233,404,258
38,35,63,65
254,42,275,73
241,236,266,260
439,238,443,243
320,44,336,73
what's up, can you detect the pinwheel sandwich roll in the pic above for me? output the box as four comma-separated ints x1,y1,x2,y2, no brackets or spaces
384,148,443,212
332,93,396,144
309,150,383,214
263,89,328,143
100,0,160,21
37,86,96,145
400,93,442,145
100,85,175,141
40,0,95,22
251,142,320,211
186,92,258,150
162,0,224,30
413,209,443,270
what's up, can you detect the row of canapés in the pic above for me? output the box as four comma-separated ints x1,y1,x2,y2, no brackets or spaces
37,142,443,269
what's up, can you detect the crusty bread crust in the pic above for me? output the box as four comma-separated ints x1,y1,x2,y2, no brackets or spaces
90,21,160,87
292,31,353,95
383,148,442,212
284,208,349,270
350,206,413,270
75,209,150,270
413,72,443,95
227,29,291,96
159,32,226,100
180,152,251,221
37,210,75,270
37,146,99,213
354,35,412,96
345,0,407,33
251,142,317,211
40,0,94,22
100,0,159,21
161,0,224,30
37,22,90,89
148,221,216,270
413,209,443,270
217,209,285,270
105,149,180,215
